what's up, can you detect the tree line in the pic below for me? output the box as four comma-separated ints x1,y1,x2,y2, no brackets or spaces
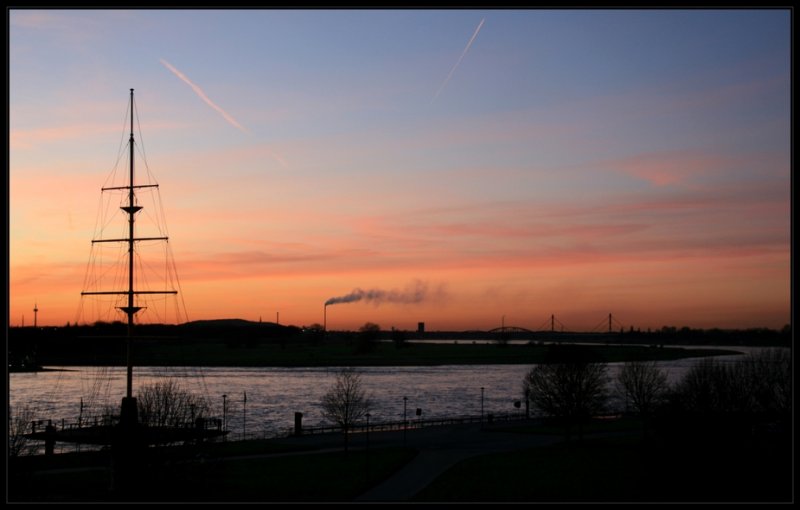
522,344,790,441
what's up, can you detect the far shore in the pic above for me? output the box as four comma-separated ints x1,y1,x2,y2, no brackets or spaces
10,341,744,370
8,366,77,373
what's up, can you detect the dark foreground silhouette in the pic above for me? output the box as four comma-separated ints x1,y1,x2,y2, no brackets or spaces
8,412,791,503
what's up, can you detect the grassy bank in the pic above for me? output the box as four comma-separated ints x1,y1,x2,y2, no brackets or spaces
32,339,741,367
11,417,789,503
9,445,418,502
414,428,792,502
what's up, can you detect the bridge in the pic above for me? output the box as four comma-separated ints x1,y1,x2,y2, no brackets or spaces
484,314,628,335
486,326,534,334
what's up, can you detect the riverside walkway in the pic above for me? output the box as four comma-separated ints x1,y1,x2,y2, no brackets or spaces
270,418,564,502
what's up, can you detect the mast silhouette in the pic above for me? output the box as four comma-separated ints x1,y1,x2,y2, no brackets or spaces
81,89,176,404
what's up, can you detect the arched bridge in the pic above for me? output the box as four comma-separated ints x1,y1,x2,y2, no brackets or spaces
486,326,534,334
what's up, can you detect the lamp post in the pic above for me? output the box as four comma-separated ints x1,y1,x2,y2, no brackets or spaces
403,396,408,445
365,413,371,482
222,394,227,441
366,413,371,443
481,387,485,424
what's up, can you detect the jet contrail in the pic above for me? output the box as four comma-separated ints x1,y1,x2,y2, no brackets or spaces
160,58,249,134
325,281,430,307
432,18,485,103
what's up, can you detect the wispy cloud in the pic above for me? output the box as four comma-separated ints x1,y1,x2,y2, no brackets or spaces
160,58,249,134
432,18,485,103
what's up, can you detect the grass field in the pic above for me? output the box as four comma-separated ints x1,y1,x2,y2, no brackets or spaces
9,445,418,502
414,428,792,502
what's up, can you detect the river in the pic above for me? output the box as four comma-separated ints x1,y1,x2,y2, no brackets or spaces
10,344,766,452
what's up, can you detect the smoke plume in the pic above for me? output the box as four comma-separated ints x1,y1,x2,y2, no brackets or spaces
325,280,435,307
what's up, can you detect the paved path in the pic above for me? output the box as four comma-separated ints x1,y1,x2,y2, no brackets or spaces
358,422,561,502
273,419,562,502
20,419,563,502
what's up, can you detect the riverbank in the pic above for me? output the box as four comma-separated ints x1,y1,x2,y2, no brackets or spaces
19,340,742,368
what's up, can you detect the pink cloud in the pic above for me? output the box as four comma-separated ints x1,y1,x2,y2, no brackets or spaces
600,150,731,187
10,119,189,150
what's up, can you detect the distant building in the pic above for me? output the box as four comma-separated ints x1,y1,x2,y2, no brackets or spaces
418,322,425,334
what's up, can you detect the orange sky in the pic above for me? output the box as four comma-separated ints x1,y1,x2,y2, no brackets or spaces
8,9,791,332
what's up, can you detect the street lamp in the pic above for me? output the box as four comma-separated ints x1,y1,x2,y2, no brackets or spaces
481,387,485,424
365,413,371,482
222,394,228,441
403,396,408,445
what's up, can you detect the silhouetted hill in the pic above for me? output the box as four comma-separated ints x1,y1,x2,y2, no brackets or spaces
183,318,272,328
179,319,299,340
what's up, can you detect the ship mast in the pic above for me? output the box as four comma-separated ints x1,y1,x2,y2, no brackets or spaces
121,88,141,399
81,89,176,406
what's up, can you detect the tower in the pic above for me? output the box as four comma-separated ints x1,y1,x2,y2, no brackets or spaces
33,302,38,328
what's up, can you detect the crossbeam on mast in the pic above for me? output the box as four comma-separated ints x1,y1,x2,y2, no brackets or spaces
81,290,178,296
92,236,169,243
102,184,159,191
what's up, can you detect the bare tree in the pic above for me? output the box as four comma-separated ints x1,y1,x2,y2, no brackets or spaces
617,360,669,417
616,360,669,436
663,348,791,445
137,379,210,431
8,404,36,457
742,348,791,419
320,368,371,452
523,353,608,441
673,348,791,419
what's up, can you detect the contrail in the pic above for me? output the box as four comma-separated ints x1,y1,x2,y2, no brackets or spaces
432,18,485,103
160,58,249,134
325,281,430,307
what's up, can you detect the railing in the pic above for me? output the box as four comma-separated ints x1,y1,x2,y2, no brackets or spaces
27,415,119,435
296,410,534,437
20,410,540,445
25,415,227,435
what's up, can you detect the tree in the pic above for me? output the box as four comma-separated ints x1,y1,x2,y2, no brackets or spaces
523,347,608,441
320,368,372,452
303,323,326,344
391,327,408,349
671,348,791,421
8,404,36,457
355,322,381,354
616,360,668,435
137,379,210,440
660,349,791,447
742,347,791,419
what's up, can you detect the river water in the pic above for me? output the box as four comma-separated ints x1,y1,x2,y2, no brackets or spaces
10,344,764,450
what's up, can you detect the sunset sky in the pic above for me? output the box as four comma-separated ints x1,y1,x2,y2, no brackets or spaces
8,9,791,332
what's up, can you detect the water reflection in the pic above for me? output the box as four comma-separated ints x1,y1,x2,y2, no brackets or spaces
10,345,758,447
